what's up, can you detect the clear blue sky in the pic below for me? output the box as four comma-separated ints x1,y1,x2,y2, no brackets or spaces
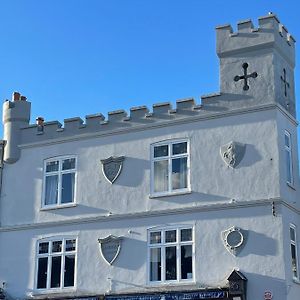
0,0,299,136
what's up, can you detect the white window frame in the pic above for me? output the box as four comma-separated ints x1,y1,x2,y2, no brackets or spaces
34,236,78,291
284,131,294,186
290,224,299,281
42,155,77,208
147,225,195,285
150,139,190,197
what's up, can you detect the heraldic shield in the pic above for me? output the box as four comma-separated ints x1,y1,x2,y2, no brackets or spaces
220,141,246,168
98,235,123,265
101,156,125,184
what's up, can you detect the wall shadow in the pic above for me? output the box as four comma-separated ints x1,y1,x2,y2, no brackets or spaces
113,237,146,271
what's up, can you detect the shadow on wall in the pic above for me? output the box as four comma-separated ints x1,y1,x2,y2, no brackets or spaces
239,230,277,257
48,204,108,216
152,191,229,205
113,237,146,271
114,157,149,188
237,144,262,168
241,271,286,300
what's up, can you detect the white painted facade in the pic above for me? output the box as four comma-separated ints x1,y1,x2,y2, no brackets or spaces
0,13,299,300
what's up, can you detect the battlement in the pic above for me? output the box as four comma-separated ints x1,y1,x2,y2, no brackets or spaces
216,13,296,67
20,98,209,144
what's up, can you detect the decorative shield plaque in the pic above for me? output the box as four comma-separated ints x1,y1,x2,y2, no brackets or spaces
220,141,246,168
98,235,123,265
221,226,247,256
101,156,125,184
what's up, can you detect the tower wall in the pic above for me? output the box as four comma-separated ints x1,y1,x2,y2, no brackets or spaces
2,93,31,163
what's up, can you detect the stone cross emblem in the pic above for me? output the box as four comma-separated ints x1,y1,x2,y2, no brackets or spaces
234,62,258,91
101,156,125,184
280,68,290,97
98,235,123,265
220,141,246,168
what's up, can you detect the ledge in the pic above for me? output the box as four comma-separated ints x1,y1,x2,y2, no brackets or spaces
40,203,77,211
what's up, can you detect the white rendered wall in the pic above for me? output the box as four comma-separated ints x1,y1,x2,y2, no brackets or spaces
0,205,288,299
0,109,280,227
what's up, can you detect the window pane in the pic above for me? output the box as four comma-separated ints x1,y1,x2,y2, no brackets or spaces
150,232,161,244
165,230,176,243
45,175,58,205
286,150,292,183
154,145,168,158
181,229,192,242
181,245,193,279
37,257,48,289
50,256,61,288
290,227,296,242
291,244,298,278
62,158,76,170
46,161,59,172
172,157,187,190
62,173,75,203
172,142,187,155
285,134,290,147
154,160,168,193
64,255,75,287
165,246,177,280
39,242,49,254
66,239,76,252
150,248,161,281
52,241,62,253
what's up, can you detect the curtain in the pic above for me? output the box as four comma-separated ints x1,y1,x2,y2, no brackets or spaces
45,175,58,205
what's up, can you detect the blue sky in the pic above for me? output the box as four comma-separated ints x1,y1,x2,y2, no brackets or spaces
0,0,299,136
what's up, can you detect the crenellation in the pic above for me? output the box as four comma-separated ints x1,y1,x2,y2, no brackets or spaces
129,105,149,120
64,117,84,131
176,98,195,110
216,13,295,67
108,110,128,122
237,19,254,33
85,113,105,127
258,13,280,29
152,102,172,115
44,121,62,131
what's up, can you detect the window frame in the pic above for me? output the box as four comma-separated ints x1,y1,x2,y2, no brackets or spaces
284,131,294,186
147,225,195,285
34,236,78,291
42,155,77,209
290,224,299,281
150,139,191,197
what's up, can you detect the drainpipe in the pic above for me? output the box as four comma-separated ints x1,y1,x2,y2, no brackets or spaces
0,140,5,227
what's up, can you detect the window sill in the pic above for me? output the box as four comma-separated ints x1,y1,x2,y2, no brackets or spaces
40,203,77,211
147,279,196,287
149,189,192,199
293,278,300,285
287,182,296,191
30,287,76,296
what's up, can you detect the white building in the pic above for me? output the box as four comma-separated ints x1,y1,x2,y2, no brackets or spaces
0,13,299,300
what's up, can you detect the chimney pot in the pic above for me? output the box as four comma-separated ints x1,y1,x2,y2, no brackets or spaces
20,95,27,101
36,117,45,126
13,92,21,101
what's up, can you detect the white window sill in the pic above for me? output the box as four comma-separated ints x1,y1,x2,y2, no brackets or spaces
30,287,76,296
147,279,196,287
149,189,192,199
287,182,296,190
40,203,77,211
293,278,300,285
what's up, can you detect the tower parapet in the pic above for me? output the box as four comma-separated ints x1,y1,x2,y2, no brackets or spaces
216,13,296,117
216,13,295,67
2,92,31,163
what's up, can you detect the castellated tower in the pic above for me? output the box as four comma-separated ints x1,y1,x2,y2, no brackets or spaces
216,13,296,116
2,92,31,163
